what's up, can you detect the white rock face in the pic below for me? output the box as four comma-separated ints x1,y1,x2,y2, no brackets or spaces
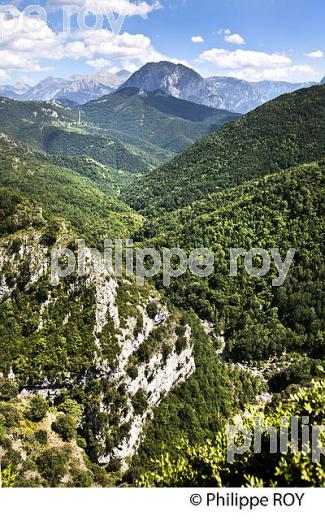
100,325,195,466
1,230,196,466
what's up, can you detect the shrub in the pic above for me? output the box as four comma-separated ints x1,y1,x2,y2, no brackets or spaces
126,365,138,380
0,379,18,402
175,336,187,355
107,458,122,473
70,468,93,488
52,414,76,442
34,429,48,445
146,302,158,320
132,389,148,416
36,448,68,487
25,396,49,422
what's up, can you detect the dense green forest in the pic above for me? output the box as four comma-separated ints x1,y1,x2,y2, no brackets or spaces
0,92,238,174
82,88,239,154
0,84,324,487
0,137,142,244
124,85,325,214
138,379,325,487
133,162,325,361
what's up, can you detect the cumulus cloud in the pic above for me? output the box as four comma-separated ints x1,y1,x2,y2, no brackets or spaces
199,48,317,82
70,29,168,63
305,50,324,59
192,36,204,43
218,28,245,45
0,6,176,82
229,64,315,82
0,10,65,80
47,0,162,17
224,33,246,45
86,58,110,68
200,48,291,69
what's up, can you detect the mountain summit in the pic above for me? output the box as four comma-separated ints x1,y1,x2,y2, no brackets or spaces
119,61,206,105
120,61,317,113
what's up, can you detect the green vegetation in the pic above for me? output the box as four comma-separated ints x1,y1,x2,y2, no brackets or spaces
0,97,153,173
25,396,49,422
0,84,324,487
126,310,265,482
83,88,238,157
0,138,142,245
134,162,325,363
124,85,325,214
137,380,325,487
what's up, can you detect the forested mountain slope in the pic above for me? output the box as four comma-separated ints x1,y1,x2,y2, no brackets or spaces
134,161,325,362
0,136,142,244
83,88,239,154
0,83,324,488
124,85,325,214
0,97,152,173
0,183,261,486
0,92,238,174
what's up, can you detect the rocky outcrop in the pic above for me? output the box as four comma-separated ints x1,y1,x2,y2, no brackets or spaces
0,228,196,466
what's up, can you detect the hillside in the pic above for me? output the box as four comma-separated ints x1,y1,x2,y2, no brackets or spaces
120,61,316,113
83,88,239,154
124,85,325,214
0,93,238,172
0,97,153,173
126,158,325,479
0,81,324,489
134,161,325,361
0,136,142,244
0,181,261,486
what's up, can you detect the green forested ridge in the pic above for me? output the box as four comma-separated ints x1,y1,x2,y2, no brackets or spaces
124,85,325,214
42,126,152,173
82,88,239,154
134,161,325,362
0,84,324,487
0,97,155,173
0,138,142,244
0,91,238,174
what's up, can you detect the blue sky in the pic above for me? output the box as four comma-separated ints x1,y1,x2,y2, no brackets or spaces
0,0,324,85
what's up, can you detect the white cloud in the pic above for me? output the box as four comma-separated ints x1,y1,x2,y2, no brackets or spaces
86,58,110,68
0,69,9,81
229,64,315,82
200,48,291,69
71,29,167,63
0,10,66,81
47,0,162,17
224,33,246,45
218,28,231,35
121,63,138,73
0,7,180,82
199,47,317,82
191,36,204,43
305,50,324,59
218,28,245,45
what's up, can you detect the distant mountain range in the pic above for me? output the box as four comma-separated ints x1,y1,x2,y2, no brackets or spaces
0,82,30,100
0,62,322,112
120,61,318,113
0,70,131,104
